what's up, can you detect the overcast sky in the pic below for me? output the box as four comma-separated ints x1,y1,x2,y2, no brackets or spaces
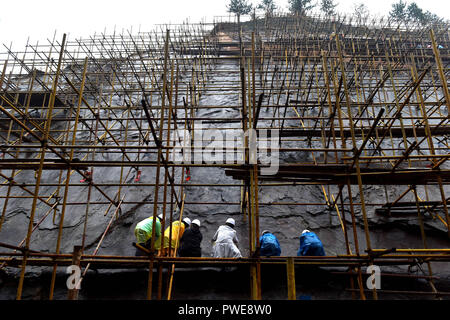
0,0,447,49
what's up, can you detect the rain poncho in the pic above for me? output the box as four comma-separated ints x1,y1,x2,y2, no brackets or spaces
297,231,325,256
212,225,242,258
259,233,281,256
134,217,161,245
163,221,186,249
178,227,203,257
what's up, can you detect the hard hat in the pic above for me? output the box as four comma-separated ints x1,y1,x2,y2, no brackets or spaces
158,214,163,220
226,218,235,226
262,230,270,235
192,219,200,227
302,229,310,234
183,217,191,226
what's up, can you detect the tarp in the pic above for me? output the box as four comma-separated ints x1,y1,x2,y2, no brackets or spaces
259,233,281,256
297,232,325,256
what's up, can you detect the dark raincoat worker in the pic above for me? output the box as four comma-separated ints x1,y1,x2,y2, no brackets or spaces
178,219,203,257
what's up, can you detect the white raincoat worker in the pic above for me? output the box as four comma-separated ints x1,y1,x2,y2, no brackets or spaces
211,218,242,258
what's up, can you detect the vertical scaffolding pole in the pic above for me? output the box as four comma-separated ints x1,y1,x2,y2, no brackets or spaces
49,57,88,300
286,257,296,300
147,29,170,300
16,34,66,300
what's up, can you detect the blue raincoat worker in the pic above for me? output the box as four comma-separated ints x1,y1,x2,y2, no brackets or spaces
259,230,281,256
297,229,325,256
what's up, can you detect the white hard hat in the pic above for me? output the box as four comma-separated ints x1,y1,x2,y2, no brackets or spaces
226,218,235,226
183,217,191,226
192,219,200,227
302,229,310,234
262,230,270,235
158,214,163,220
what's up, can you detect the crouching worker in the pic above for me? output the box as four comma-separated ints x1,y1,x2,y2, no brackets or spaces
259,230,281,257
212,218,242,258
162,217,191,256
297,229,325,256
178,219,202,257
134,214,162,256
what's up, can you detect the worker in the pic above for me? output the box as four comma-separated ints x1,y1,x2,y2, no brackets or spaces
80,170,92,183
162,217,191,256
211,218,242,258
259,230,281,257
178,219,203,257
134,167,142,182
134,214,163,256
297,229,325,256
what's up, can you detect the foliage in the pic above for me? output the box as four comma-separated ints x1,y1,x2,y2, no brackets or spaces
352,3,369,23
288,0,316,15
258,0,277,16
406,2,425,24
388,1,444,26
389,0,407,22
227,0,253,18
320,0,338,16
422,11,444,25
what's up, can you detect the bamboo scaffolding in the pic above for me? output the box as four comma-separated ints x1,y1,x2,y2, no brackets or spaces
0,13,448,300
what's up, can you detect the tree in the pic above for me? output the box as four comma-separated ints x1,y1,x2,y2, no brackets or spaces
258,0,277,17
320,0,338,16
353,3,369,24
423,10,443,26
228,0,253,24
406,2,425,25
389,0,407,23
288,0,316,15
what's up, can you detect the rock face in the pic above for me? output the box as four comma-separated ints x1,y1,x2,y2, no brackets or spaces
0,55,449,300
